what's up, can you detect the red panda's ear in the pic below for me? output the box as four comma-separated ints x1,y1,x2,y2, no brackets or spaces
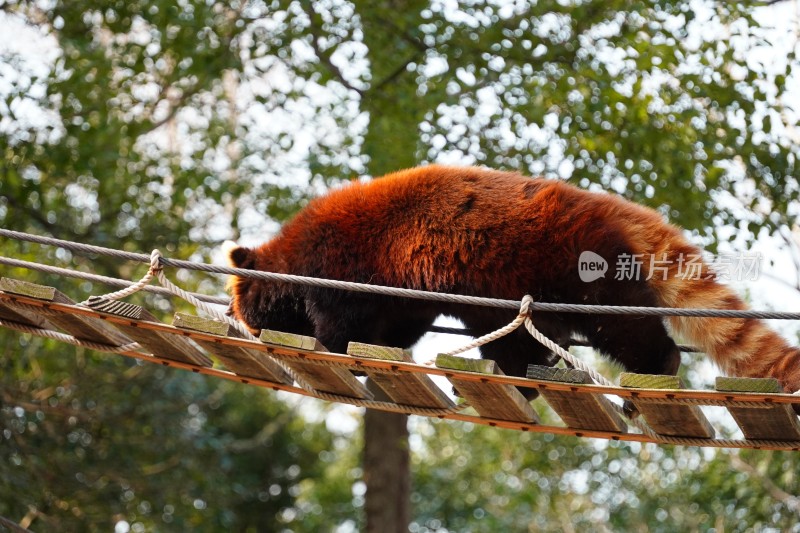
228,246,256,270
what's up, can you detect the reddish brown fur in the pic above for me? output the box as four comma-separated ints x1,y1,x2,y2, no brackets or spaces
227,165,800,393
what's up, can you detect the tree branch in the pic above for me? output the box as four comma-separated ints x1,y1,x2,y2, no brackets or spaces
375,16,429,54
0,191,61,237
728,453,800,512
303,3,364,96
143,82,205,133
371,50,425,93
0,515,34,533
224,409,296,452
777,226,800,290
366,17,432,94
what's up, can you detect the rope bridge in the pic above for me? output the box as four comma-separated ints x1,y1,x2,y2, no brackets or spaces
2,229,800,450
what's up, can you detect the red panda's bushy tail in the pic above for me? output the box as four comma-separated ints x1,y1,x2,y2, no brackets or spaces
641,231,800,394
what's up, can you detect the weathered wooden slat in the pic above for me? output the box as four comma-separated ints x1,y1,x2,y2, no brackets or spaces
527,365,627,433
717,377,785,393
716,377,800,440
0,278,131,346
259,330,320,351
172,313,291,384
436,354,538,422
0,278,57,300
85,297,212,366
260,329,372,399
348,342,453,409
620,373,715,439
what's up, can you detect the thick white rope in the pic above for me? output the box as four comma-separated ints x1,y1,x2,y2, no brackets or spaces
77,252,160,306
437,296,615,386
150,251,254,337
439,301,530,357
434,296,660,436
521,313,615,388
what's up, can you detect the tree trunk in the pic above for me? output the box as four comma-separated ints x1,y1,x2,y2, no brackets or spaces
363,380,410,533
358,3,429,530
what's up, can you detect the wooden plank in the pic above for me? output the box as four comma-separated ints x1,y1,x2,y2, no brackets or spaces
348,342,453,409
527,365,627,433
620,373,715,439
0,278,131,346
172,313,291,384
0,278,57,300
85,297,212,366
717,376,785,393
715,377,800,440
259,329,321,351
436,354,538,423
260,329,372,399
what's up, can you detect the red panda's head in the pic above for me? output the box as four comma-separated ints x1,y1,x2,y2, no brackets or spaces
225,244,314,338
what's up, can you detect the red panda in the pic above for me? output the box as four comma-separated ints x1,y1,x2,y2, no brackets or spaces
227,165,800,395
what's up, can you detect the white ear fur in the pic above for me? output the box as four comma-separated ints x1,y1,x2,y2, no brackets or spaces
222,240,239,265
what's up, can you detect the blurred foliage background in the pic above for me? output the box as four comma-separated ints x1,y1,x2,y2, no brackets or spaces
1,0,800,531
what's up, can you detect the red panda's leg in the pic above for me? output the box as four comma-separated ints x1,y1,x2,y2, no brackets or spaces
228,280,315,338
379,311,440,350
306,294,438,354
458,310,570,399
579,314,681,376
